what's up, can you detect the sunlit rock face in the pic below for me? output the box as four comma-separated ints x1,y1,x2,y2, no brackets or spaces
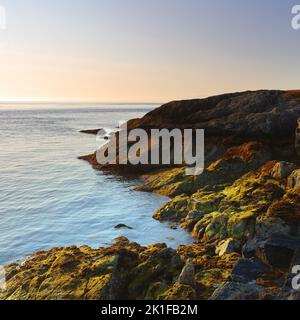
4,90,300,300
81,90,300,175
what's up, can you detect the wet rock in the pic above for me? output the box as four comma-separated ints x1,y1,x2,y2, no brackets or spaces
114,224,133,230
80,128,106,135
178,259,196,287
215,238,241,257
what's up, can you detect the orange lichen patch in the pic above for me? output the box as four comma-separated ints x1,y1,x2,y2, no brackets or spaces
256,270,285,288
176,242,240,300
223,141,265,163
259,160,278,176
259,287,281,300
256,271,284,298
267,188,300,224
177,242,240,271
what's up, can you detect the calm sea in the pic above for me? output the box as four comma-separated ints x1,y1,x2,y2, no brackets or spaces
0,104,192,265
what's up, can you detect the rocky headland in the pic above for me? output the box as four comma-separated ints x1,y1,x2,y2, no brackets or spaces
2,90,300,300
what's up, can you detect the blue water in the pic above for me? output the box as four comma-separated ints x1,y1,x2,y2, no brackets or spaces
0,104,192,265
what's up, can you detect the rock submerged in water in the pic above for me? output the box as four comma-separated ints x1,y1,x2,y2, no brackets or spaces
80,128,106,135
114,224,133,230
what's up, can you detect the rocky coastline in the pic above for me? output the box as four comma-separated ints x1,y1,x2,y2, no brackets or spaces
2,90,300,300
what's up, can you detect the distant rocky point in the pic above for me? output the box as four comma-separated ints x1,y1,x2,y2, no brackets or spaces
80,90,300,173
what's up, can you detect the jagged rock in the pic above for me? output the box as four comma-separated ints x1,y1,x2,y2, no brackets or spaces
210,281,267,300
192,212,229,241
287,169,300,189
158,282,196,300
295,118,300,156
256,216,292,238
81,90,300,174
0,239,185,300
271,161,298,180
153,194,191,222
231,258,269,283
127,247,183,299
177,242,240,299
178,259,196,287
254,234,300,270
215,238,241,257
181,210,204,231
243,234,300,273
128,90,300,140
242,238,259,258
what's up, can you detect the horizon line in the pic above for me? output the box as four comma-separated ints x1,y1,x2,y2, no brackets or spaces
0,100,163,105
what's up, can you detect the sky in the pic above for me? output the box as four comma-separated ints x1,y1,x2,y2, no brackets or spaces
0,0,299,103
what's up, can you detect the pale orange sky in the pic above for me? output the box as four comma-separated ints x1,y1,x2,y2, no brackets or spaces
0,0,299,103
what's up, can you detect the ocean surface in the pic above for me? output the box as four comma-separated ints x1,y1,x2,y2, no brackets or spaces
0,104,192,265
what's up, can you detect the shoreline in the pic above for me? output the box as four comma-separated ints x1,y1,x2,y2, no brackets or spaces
2,90,300,300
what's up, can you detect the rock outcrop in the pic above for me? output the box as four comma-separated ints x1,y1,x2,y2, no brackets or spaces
80,90,300,174
3,90,300,300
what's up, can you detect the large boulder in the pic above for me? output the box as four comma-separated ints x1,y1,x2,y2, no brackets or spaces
216,238,242,257
210,281,267,300
230,258,269,283
244,234,300,271
210,257,270,300
178,259,196,287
